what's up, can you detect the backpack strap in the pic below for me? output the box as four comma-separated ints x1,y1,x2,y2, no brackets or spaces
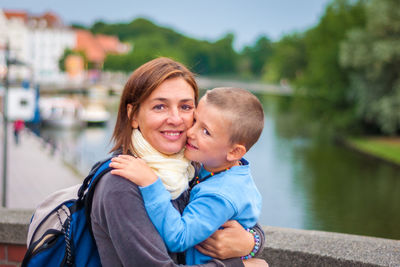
81,156,114,239
78,156,113,200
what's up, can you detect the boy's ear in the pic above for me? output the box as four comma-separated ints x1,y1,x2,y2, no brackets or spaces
227,144,247,162
127,104,139,128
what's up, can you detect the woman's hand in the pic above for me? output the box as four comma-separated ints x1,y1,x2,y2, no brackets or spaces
194,220,254,260
243,258,269,267
110,155,157,187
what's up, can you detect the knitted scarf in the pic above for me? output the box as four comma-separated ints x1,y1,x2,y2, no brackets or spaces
131,129,195,200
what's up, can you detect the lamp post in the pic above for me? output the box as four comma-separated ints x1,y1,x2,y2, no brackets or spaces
1,42,28,207
2,42,10,207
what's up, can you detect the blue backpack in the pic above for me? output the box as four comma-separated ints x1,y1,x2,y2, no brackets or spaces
22,157,113,267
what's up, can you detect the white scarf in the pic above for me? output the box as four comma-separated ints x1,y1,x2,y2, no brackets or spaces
131,129,195,200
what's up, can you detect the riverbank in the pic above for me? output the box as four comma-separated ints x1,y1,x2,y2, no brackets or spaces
344,137,400,167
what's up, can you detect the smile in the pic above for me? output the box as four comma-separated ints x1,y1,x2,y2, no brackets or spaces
163,132,181,136
161,131,184,140
186,141,198,150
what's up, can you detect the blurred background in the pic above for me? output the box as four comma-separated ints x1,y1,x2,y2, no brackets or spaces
0,0,399,240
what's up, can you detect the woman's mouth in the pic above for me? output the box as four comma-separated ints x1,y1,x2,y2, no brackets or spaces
161,131,183,141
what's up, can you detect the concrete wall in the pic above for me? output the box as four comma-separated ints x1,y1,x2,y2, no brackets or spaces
0,209,31,267
1,208,399,267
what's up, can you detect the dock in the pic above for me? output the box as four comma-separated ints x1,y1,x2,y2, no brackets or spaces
0,123,82,209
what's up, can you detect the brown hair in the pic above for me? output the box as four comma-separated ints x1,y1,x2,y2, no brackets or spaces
111,57,199,154
204,87,264,151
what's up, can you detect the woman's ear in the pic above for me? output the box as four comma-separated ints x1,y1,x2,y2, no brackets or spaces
127,104,139,128
227,144,246,162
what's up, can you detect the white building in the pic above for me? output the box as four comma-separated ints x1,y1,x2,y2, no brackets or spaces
27,12,75,84
0,9,75,85
0,9,30,82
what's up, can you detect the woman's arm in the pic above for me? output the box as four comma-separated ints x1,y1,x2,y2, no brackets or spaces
91,173,238,266
195,221,265,260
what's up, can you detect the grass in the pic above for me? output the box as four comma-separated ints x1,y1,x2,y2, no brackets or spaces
346,137,400,166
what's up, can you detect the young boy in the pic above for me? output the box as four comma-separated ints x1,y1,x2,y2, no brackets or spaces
110,87,264,265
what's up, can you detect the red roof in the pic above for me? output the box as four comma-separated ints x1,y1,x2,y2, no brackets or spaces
96,34,121,53
4,10,28,22
30,11,63,28
75,30,105,63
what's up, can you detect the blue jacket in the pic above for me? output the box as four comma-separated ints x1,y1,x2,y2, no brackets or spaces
140,158,262,265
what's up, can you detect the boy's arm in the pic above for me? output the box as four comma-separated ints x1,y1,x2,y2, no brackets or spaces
92,173,242,267
140,179,236,252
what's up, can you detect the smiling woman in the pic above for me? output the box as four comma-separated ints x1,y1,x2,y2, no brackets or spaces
90,57,266,267
129,77,195,155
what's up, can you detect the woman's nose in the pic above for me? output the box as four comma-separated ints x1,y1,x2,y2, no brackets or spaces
167,109,184,125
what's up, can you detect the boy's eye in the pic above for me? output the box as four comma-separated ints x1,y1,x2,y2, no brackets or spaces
203,128,210,136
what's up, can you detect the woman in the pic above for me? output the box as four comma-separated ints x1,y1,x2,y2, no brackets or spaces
90,57,267,266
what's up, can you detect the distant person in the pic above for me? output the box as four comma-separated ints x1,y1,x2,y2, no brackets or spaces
13,119,25,145
111,87,265,265
91,57,267,266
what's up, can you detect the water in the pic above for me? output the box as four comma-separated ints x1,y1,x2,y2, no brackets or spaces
38,93,400,240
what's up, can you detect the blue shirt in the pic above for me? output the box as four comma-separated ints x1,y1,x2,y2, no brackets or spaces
140,158,262,265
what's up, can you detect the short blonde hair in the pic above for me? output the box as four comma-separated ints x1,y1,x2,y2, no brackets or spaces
204,87,264,151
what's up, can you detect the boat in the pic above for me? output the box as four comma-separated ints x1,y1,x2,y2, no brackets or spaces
81,103,110,126
39,97,85,128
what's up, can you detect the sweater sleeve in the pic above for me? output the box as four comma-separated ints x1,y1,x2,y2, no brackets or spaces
140,178,236,253
91,172,241,267
251,223,265,257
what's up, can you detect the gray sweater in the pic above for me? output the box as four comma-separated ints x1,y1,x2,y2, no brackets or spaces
91,171,264,266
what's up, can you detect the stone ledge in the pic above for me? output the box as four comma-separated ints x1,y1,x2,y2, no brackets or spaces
0,209,399,266
0,209,32,245
262,226,400,267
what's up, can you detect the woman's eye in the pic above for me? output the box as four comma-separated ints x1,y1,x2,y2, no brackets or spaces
153,104,165,110
202,128,210,136
181,104,193,111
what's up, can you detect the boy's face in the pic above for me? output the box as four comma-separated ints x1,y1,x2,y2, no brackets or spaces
184,98,234,172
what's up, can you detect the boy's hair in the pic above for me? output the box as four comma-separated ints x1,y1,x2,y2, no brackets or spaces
205,87,264,151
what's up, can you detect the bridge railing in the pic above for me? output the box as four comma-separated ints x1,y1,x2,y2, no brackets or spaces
1,209,398,267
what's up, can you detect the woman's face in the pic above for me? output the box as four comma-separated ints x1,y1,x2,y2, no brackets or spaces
131,77,196,155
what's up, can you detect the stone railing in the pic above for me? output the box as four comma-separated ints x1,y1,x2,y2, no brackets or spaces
1,209,399,266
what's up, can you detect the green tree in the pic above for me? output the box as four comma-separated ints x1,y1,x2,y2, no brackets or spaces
58,48,88,71
242,36,273,76
340,0,400,134
262,33,306,84
294,0,367,134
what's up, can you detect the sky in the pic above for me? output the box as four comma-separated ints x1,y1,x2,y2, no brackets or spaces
2,0,332,50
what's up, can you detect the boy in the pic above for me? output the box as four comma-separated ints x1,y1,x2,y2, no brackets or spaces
110,87,264,264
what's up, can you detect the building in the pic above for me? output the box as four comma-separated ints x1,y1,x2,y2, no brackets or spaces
0,9,129,85
75,29,130,69
0,9,30,82
27,12,75,84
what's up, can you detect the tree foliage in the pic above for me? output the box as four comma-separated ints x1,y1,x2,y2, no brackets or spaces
241,36,273,76
262,33,306,84
340,0,400,134
58,48,88,71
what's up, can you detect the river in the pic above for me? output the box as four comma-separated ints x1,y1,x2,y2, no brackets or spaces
38,93,400,240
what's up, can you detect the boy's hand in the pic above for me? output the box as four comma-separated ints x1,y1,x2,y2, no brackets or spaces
110,155,158,187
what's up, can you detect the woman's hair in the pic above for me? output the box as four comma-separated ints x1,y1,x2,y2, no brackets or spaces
111,57,199,154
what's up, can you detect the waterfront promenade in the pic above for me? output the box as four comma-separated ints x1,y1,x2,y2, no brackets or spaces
0,124,81,209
